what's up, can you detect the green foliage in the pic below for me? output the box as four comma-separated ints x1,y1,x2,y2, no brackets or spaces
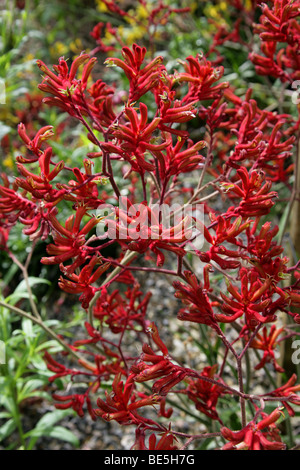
0,270,84,449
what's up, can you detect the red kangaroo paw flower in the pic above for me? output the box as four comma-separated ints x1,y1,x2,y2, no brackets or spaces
220,408,286,450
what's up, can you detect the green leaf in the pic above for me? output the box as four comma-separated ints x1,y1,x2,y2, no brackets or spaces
5,292,37,306
35,339,64,353
21,317,34,339
25,409,79,448
42,426,80,446
17,378,45,403
2,262,19,286
0,418,17,441
30,355,49,372
14,277,51,295
24,409,79,448
275,201,291,243
32,409,75,430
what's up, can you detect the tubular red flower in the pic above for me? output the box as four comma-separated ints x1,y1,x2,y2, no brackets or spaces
178,54,229,104
173,271,217,327
58,256,110,309
37,53,97,116
41,206,101,266
94,373,161,426
220,408,286,450
105,200,191,266
132,428,178,450
264,374,300,416
250,1,300,82
184,365,226,423
105,44,164,102
245,325,285,372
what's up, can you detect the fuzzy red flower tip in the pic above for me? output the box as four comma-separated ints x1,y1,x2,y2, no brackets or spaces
37,53,97,116
264,373,300,417
132,428,178,450
185,364,225,423
247,325,285,373
105,44,164,102
220,408,286,450
0,226,9,251
173,271,216,327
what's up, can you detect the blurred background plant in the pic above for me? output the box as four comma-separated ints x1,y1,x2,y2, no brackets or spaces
0,281,83,449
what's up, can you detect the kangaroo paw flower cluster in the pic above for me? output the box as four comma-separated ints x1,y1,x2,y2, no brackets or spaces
2,0,300,451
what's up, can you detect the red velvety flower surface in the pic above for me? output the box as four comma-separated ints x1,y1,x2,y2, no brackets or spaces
250,0,300,82
105,44,164,103
185,365,226,423
220,408,286,450
3,9,300,450
37,53,97,116
105,199,191,267
173,271,217,327
263,374,300,417
94,372,161,425
132,428,178,450
246,325,285,372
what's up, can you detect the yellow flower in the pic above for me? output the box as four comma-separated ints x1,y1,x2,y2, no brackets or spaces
24,53,35,61
124,25,147,45
70,38,83,55
135,3,149,20
104,30,116,43
96,0,108,12
204,4,221,20
219,1,227,11
189,2,198,13
245,0,253,11
117,25,125,37
50,41,68,59
126,2,148,26
2,155,14,169
204,1,228,26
